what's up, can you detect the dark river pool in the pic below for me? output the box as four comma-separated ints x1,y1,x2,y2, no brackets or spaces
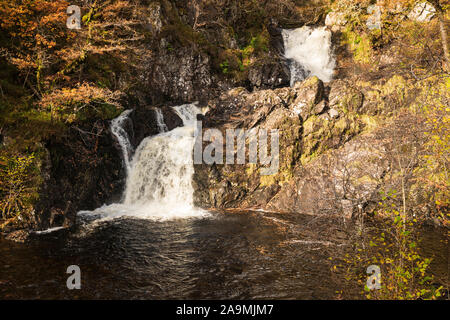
0,211,447,299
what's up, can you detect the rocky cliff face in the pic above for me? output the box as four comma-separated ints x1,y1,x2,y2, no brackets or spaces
193,76,375,215
35,121,124,230
193,72,444,222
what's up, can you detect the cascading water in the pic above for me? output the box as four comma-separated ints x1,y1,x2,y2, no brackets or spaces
122,104,199,211
282,26,335,85
79,103,208,221
154,108,169,133
111,109,134,174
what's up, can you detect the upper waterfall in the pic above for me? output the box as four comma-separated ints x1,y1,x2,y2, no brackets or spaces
282,26,335,85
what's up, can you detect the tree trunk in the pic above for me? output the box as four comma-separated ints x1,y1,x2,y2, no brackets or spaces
437,12,449,72
431,1,450,72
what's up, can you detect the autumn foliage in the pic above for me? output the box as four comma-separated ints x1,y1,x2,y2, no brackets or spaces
39,83,124,123
0,0,72,83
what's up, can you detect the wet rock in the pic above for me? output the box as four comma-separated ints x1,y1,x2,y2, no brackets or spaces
145,44,217,104
268,23,285,55
213,180,246,208
248,60,290,89
287,59,311,86
130,106,183,149
35,119,125,231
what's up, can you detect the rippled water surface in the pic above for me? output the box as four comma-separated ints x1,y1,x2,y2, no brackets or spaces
0,211,447,299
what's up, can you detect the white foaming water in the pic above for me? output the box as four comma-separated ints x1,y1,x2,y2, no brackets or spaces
79,103,209,221
111,109,134,174
154,108,169,133
282,26,335,85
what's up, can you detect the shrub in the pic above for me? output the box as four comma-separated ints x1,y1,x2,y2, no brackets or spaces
0,152,38,229
337,193,443,299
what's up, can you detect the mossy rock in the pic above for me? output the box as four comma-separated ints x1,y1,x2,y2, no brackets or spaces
329,81,364,114
301,113,364,165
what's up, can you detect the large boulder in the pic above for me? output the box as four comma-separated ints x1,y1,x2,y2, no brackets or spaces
194,84,303,209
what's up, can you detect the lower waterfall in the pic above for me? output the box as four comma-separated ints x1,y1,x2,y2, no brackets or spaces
79,103,208,221
282,26,335,85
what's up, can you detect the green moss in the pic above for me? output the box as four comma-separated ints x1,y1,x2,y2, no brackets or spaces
84,53,125,89
303,115,319,136
215,28,271,82
302,76,321,87
245,112,302,187
220,60,230,74
342,27,374,65
356,75,412,115
301,115,330,165
381,75,407,97
259,174,277,187
300,111,365,166
259,165,293,187
243,30,270,56
360,114,379,131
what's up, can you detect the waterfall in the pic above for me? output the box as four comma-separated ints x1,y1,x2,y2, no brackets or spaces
111,109,134,174
282,26,335,85
79,103,208,221
123,104,198,210
154,108,169,133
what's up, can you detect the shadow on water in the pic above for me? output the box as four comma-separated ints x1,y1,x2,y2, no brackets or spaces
0,211,447,300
